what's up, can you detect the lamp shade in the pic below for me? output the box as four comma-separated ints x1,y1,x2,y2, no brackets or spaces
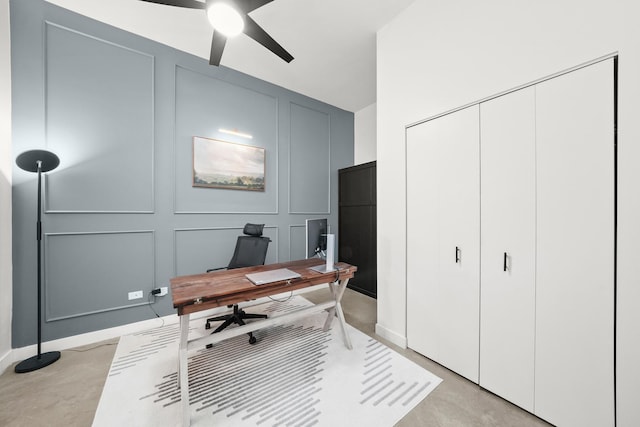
16,149,60,173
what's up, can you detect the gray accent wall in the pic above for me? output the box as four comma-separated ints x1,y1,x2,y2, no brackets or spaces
10,0,353,348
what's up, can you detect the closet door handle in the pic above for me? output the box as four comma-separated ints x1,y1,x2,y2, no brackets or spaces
503,252,508,272
455,246,461,263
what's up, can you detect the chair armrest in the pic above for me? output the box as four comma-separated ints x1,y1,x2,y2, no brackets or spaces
206,267,227,273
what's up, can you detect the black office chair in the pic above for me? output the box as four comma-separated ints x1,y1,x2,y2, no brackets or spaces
205,223,270,345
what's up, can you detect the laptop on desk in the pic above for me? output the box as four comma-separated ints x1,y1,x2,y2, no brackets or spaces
245,268,301,285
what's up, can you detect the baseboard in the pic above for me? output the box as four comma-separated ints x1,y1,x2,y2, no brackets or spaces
375,323,407,349
2,288,326,375
2,305,232,375
0,348,12,375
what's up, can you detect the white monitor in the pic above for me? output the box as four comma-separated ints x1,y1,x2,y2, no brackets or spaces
305,218,328,258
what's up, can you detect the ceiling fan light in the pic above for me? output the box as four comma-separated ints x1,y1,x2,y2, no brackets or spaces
207,2,244,37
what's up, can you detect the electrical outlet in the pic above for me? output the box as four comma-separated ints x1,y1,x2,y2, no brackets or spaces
151,287,169,297
128,290,143,300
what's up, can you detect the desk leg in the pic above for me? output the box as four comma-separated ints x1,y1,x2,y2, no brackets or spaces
322,278,353,350
178,314,190,427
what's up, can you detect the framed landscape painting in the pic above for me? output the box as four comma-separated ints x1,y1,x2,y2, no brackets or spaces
192,136,265,191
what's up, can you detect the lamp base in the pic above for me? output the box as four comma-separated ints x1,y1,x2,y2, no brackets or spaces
14,351,61,373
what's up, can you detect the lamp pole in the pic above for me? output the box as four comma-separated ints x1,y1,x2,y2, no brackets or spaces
15,149,61,373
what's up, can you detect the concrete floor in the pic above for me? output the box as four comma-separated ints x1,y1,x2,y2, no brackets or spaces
0,288,551,427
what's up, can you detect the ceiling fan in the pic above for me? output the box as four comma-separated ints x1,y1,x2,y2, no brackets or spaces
139,0,294,66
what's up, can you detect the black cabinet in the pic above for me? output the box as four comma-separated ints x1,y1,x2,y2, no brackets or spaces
339,161,376,298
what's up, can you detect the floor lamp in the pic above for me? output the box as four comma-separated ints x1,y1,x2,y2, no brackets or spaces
15,149,61,373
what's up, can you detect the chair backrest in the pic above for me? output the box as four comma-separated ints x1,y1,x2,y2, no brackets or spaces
226,224,271,269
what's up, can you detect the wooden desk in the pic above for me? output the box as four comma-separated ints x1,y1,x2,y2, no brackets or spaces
170,258,357,426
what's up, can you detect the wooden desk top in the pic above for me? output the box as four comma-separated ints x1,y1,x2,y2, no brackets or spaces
170,258,357,315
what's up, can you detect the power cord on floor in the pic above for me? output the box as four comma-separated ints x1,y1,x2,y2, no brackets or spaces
65,341,118,352
147,291,165,328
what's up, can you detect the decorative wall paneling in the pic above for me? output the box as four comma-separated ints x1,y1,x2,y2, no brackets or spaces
174,226,278,277
288,224,307,261
45,230,155,320
10,0,353,347
174,66,279,214
406,58,615,427
44,22,154,214
289,103,331,214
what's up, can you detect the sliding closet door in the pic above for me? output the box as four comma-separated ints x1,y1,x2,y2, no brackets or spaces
407,106,480,383
479,87,536,412
535,59,615,427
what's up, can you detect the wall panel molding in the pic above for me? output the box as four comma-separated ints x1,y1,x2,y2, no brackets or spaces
10,0,353,348
44,230,156,321
43,21,155,214
288,102,331,214
288,224,306,261
173,65,279,214
173,225,279,277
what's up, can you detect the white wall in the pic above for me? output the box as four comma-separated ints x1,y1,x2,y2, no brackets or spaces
0,0,13,372
376,1,640,425
354,102,376,164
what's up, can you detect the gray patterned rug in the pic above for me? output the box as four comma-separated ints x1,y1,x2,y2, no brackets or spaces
93,296,441,426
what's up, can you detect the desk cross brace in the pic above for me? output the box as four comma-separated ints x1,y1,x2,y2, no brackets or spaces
177,277,352,426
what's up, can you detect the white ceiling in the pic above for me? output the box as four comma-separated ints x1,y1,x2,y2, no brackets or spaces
45,0,415,112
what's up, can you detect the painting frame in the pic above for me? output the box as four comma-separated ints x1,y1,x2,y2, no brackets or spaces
192,136,265,192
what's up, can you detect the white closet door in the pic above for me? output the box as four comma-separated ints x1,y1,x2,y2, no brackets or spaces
407,105,480,382
407,121,441,363
535,59,615,427
479,87,536,411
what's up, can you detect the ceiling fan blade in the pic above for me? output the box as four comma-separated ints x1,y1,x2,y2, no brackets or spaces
209,30,227,66
243,15,294,63
237,0,274,13
138,0,205,9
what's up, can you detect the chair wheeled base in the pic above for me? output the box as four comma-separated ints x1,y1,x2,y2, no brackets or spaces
205,304,268,346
